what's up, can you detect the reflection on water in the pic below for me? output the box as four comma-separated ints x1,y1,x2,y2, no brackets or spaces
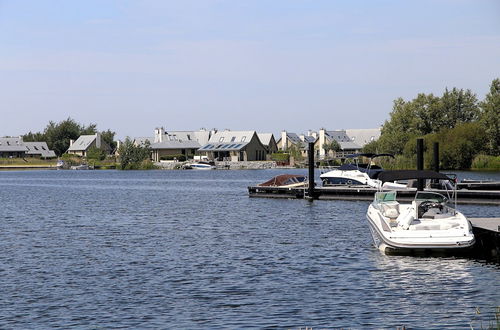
0,169,498,328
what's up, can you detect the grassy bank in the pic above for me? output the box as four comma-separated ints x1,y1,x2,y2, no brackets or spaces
0,158,56,167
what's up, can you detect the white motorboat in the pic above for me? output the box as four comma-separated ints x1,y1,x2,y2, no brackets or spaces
366,170,475,254
320,153,406,189
188,161,216,170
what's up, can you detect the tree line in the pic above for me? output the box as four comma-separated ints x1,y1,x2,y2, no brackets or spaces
364,78,500,169
23,118,117,157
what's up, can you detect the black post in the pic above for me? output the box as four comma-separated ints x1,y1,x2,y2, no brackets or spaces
433,142,439,172
417,138,424,191
308,142,315,199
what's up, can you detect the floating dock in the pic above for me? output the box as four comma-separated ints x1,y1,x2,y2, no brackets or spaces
469,218,500,259
248,185,500,205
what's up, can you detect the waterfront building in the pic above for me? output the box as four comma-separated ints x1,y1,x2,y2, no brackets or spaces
67,133,112,157
198,130,268,161
277,131,316,158
0,137,56,158
135,127,212,162
257,133,278,159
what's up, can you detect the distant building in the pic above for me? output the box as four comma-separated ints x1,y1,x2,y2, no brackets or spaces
277,131,317,157
67,133,112,157
198,130,268,161
0,137,56,158
135,127,213,162
257,133,278,158
316,128,381,158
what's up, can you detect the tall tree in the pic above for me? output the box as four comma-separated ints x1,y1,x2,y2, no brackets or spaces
440,88,479,129
479,79,500,155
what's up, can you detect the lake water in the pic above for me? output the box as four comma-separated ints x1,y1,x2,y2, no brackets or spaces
0,169,499,328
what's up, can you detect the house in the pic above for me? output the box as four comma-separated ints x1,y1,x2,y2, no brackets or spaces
277,131,317,157
198,130,268,161
135,128,213,162
0,137,56,158
67,133,112,157
0,137,28,158
24,142,56,158
257,133,278,158
316,128,367,158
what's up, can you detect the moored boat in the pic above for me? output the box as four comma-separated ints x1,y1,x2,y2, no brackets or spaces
366,170,475,255
258,174,307,188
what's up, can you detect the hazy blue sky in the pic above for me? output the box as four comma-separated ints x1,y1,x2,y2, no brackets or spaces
1,0,499,139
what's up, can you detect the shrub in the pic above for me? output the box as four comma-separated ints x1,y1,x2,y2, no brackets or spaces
471,154,500,170
160,154,186,161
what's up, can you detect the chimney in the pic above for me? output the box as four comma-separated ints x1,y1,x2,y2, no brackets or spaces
281,130,287,151
69,139,74,147
95,132,101,148
319,128,326,158
299,134,305,142
311,131,318,139
154,127,165,143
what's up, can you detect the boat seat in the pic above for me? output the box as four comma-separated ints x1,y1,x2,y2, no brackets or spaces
381,201,400,219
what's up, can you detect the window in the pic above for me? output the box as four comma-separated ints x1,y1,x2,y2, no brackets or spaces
231,136,236,142
187,134,191,140
241,136,246,142
219,137,224,142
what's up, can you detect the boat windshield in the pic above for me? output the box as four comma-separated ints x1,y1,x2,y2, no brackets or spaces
375,191,397,202
415,191,448,203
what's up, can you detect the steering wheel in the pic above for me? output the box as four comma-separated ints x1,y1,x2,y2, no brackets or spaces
419,201,442,213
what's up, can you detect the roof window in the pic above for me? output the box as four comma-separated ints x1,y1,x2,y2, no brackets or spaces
241,136,246,142
219,137,224,142
231,136,236,142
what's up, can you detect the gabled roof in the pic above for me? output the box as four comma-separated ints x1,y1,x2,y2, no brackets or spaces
325,130,362,150
257,133,274,146
208,130,256,144
150,140,201,150
67,135,97,151
169,130,211,145
345,128,381,147
0,137,26,152
302,135,316,143
25,142,56,158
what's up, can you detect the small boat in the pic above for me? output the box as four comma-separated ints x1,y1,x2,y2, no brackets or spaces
56,160,65,170
70,164,90,170
188,161,216,170
366,170,475,255
457,179,500,191
258,174,307,188
320,153,406,189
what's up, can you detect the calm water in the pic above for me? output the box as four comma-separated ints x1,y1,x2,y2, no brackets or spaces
0,169,499,329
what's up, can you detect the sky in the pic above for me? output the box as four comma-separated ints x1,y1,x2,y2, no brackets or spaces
1,0,499,139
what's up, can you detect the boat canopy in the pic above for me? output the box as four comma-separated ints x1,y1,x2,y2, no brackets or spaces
258,174,306,187
378,170,451,183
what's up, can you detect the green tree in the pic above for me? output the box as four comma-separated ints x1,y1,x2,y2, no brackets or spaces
479,78,500,156
118,137,151,170
322,139,341,157
440,87,479,129
100,129,117,151
86,146,107,161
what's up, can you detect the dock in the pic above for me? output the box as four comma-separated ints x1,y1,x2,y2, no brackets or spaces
469,218,500,259
248,186,500,205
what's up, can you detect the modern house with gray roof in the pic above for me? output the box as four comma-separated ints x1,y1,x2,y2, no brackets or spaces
67,133,112,157
277,131,317,158
198,130,268,161
136,127,212,162
316,128,366,158
0,137,56,158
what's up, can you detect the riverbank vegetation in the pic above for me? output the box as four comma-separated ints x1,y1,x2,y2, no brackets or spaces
23,118,116,156
117,138,156,170
364,78,500,170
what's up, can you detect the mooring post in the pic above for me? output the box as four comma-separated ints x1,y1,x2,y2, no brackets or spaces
417,138,424,191
308,142,315,200
433,142,439,172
